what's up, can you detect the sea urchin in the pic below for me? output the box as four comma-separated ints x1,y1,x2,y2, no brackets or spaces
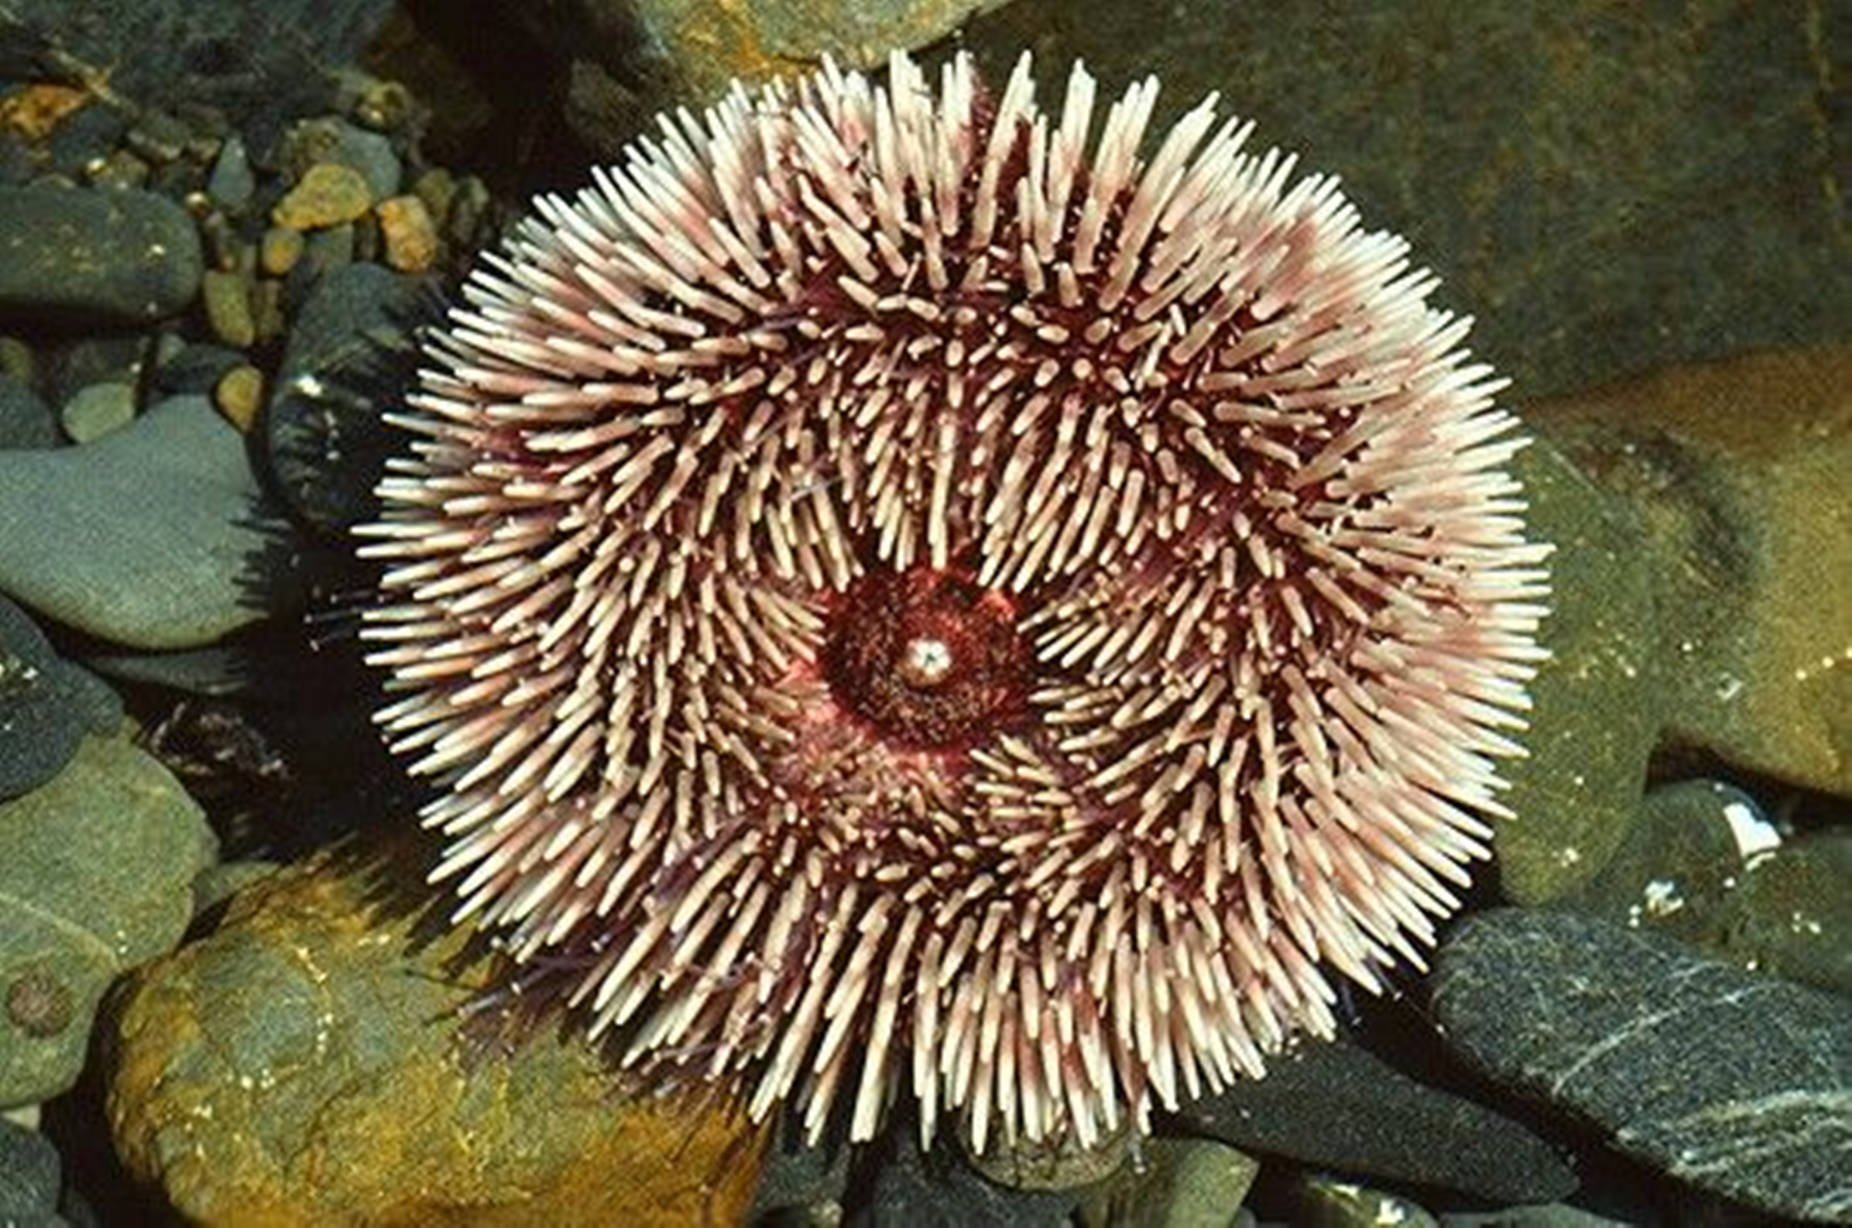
357,50,1551,1153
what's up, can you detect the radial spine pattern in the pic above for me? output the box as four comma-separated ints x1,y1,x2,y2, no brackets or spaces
359,50,1551,1152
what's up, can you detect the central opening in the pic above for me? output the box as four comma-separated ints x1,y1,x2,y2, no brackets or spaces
820,565,1029,749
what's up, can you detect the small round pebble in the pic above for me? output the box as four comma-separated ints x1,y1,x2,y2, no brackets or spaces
271,162,373,231
213,365,264,432
58,381,135,443
200,269,255,349
375,195,437,273
259,227,305,277
205,134,254,213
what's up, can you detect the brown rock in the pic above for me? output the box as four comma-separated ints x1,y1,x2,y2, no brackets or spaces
271,163,374,231
1529,343,1852,797
375,195,438,273
105,840,770,1226
212,365,264,432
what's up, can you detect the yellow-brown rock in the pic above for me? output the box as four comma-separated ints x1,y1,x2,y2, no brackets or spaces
105,839,770,1226
1528,342,1852,797
271,162,373,231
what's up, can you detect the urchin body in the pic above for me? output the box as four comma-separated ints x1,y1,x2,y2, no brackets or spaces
359,51,1550,1151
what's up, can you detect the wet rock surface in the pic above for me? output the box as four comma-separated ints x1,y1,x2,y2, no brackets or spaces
1433,909,1852,1224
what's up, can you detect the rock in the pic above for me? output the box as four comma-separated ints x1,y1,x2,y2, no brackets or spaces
1439,1206,1645,1228
1275,1172,1438,1228
204,134,254,213
0,374,56,449
1432,908,1852,1223
0,595,120,800
1557,780,1760,953
0,1119,62,1227
853,1119,1082,1227
0,395,287,649
0,185,202,326
1171,1040,1576,1204
1717,830,1852,995
103,840,769,1226
1077,1137,1258,1228
275,117,401,202
271,162,374,230
375,194,437,272
1494,434,1657,903
747,1126,854,1226
956,2,1852,400
0,735,215,1105
199,269,255,349
258,226,304,276
1529,343,1852,798
0,1,396,153
961,1118,1130,1192
56,381,134,443
151,343,244,398
490,0,1010,157
211,365,263,432
266,262,433,532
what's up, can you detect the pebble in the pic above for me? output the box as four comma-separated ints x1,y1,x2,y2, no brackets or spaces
0,1119,62,1227
1077,1137,1258,1228
0,184,202,325
258,226,304,276
270,161,373,230
204,133,254,212
212,365,264,432
276,116,402,201
58,381,135,443
1275,1172,1438,1228
151,342,244,398
963,1120,1131,1192
0,395,285,649
0,734,214,1106
0,595,121,800
375,194,437,272
0,373,56,449
1171,1040,1576,1204
858,1119,1084,1227
199,268,255,348
1432,908,1852,1223
1718,829,1852,994
104,841,768,1226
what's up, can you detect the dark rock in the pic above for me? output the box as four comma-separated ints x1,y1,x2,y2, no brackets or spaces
0,395,289,649
0,1,396,153
0,185,201,326
0,595,120,800
274,116,401,201
1718,830,1852,996
1432,909,1852,1223
747,1128,854,1225
204,134,253,212
0,1119,62,1227
0,734,215,1105
0,372,55,448
266,261,433,532
1495,434,1657,904
1171,1040,1576,1204
1559,779,1763,953
957,2,1852,400
852,1120,1081,1228
36,333,150,411
151,342,244,397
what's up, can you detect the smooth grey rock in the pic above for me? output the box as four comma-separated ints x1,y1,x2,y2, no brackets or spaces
57,381,135,443
0,185,201,326
0,1119,60,1225
1718,830,1852,996
1432,909,1852,1223
1078,1137,1258,1228
205,134,254,212
0,595,120,800
0,373,54,449
0,396,287,649
1172,1040,1576,1204
0,735,215,1105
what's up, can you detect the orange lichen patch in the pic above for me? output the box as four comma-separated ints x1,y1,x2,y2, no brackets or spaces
0,83,91,143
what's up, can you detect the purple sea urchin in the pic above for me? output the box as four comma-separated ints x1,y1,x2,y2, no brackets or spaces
357,50,1551,1152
